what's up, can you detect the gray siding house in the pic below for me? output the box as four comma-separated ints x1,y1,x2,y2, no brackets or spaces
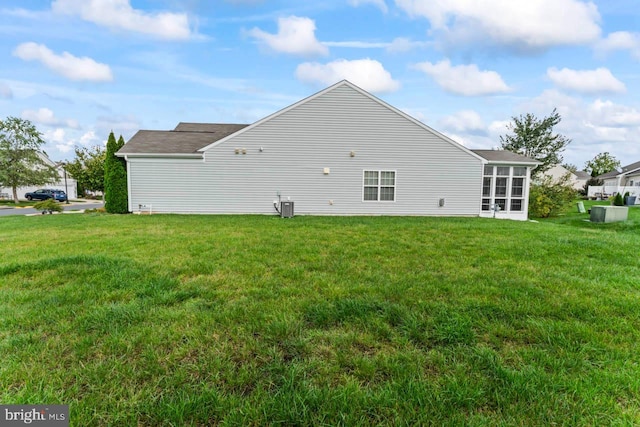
117,80,538,220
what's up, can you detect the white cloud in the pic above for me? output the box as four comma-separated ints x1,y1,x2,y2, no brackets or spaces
348,0,388,13
80,130,100,146
588,100,640,128
386,37,432,53
413,59,510,96
13,42,113,82
95,114,141,137
22,107,80,128
394,0,601,51
547,67,626,94
52,0,193,41
0,82,12,99
295,58,400,93
595,31,640,60
247,16,328,57
439,110,486,135
520,90,640,161
488,120,510,137
43,128,75,153
324,41,390,49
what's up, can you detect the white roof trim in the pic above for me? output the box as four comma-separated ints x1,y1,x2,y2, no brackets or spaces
198,80,486,163
485,160,541,166
621,166,640,176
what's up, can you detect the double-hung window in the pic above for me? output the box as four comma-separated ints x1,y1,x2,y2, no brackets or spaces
363,170,396,201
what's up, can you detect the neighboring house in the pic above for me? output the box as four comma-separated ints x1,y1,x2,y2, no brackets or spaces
588,160,640,203
0,152,77,200
117,80,539,220
573,170,591,190
542,165,589,190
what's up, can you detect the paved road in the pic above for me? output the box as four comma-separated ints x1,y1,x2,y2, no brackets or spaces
0,201,105,217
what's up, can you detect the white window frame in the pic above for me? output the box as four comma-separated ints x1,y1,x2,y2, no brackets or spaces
362,170,396,202
482,165,527,212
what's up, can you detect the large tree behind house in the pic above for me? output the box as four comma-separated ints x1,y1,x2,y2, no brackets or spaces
500,109,571,178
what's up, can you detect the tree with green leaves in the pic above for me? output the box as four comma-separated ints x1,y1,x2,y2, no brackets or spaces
65,145,106,197
584,152,620,177
0,116,59,203
104,132,128,213
500,109,571,178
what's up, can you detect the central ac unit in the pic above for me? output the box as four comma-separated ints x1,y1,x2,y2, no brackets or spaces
280,201,294,218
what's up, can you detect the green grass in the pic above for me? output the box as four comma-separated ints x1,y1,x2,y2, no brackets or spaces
1,211,639,425
0,200,35,208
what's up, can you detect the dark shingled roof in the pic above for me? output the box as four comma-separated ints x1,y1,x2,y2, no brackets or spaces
173,122,248,134
596,170,621,179
118,123,249,155
596,160,640,179
471,149,540,164
621,160,640,174
574,170,591,180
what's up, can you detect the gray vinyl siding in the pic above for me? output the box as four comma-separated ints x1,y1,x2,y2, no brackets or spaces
127,84,483,215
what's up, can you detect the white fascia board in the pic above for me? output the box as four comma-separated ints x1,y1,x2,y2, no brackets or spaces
486,160,542,166
622,167,640,176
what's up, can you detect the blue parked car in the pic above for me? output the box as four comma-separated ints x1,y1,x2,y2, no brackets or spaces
25,189,67,202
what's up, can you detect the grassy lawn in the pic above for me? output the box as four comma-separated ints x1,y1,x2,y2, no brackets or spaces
1,210,639,425
0,200,36,208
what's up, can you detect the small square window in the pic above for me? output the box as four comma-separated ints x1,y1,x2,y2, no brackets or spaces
497,166,510,176
513,167,527,176
511,199,523,211
484,165,494,175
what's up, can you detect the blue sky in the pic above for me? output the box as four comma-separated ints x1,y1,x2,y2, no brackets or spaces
1,0,639,169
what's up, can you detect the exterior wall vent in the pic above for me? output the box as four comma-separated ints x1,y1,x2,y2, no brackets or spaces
280,201,294,218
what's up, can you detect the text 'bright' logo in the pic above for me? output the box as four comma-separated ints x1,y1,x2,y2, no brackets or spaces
2,405,68,426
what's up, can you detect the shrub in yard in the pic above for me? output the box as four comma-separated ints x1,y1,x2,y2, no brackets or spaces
529,173,577,218
104,132,128,214
613,193,624,206
84,207,106,214
33,199,63,214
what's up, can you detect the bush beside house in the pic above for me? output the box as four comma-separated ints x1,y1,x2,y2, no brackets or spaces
104,132,128,214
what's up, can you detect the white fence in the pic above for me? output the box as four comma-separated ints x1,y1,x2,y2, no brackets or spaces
587,185,639,204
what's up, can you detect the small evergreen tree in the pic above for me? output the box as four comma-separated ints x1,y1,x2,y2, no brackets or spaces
104,132,128,213
613,193,624,206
